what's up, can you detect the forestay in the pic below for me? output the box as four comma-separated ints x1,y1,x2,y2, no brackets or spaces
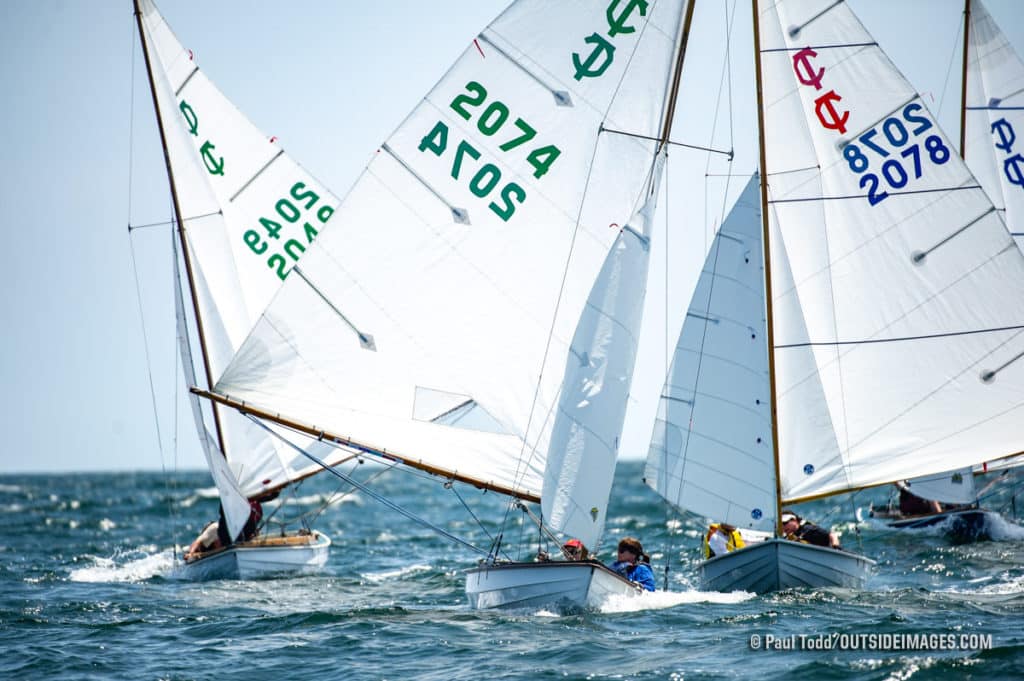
965,0,1024,247
758,0,1024,503
138,0,349,498
216,0,688,501
645,174,777,533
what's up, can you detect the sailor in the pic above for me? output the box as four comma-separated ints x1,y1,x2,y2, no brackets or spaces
609,536,656,591
702,522,745,558
781,510,841,549
561,538,589,561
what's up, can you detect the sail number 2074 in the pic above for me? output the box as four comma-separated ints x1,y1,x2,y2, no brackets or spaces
418,81,561,222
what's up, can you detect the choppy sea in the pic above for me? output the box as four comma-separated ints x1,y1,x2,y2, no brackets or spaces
2,460,1023,680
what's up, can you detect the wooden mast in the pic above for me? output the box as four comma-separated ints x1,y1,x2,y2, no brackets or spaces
750,0,786,537
960,0,972,158
133,0,228,459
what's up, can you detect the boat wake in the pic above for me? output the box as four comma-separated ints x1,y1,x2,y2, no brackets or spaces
361,563,433,583
599,588,755,613
68,547,178,583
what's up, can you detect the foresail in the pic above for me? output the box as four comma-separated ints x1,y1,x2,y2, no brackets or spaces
215,0,688,500
544,154,665,549
644,174,776,532
965,0,1024,248
758,0,1024,502
138,0,353,498
173,233,251,540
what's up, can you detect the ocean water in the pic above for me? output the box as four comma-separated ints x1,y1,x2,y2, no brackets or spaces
2,461,1023,680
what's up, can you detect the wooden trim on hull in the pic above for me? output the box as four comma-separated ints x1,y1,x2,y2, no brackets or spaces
181,531,332,581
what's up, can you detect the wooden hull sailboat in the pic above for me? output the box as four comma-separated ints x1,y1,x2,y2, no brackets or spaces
181,532,332,581
700,539,875,593
465,561,640,611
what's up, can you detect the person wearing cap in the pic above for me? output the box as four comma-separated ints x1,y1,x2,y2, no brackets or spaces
561,538,589,561
702,522,745,559
781,509,840,549
608,536,656,591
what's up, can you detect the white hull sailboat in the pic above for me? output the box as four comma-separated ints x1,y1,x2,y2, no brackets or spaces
646,0,1024,594
133,0,383,577
700,539,874,593
465,561,639,611
180,532,332,581
189,0,697,609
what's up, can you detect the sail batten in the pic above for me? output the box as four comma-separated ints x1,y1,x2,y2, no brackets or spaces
215,0,692,511
137,0,359,499
758,0,1024,502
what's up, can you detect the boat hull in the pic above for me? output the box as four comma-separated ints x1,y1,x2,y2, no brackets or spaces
878,509,995,543
700,538,875,593
181,531,332,580
465,560,640,610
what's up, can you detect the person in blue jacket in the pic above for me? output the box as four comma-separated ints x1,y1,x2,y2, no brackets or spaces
609,536,656,591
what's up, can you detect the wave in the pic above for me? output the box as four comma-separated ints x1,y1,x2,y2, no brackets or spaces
68,547,176,583
599,588,755,613
361,563,433,583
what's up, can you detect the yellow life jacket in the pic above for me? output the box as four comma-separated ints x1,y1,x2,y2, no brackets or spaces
702,524,746,558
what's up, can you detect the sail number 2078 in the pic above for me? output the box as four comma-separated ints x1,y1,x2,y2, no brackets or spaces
418,81,561,222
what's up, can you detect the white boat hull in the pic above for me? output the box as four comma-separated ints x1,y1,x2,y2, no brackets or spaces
465,560,641,610
181,531,331,580
700,538,874,593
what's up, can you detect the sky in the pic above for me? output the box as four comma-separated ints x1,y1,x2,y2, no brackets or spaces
2,0,1023,474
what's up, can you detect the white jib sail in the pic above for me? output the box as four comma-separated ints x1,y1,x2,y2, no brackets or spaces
215,0,689,500
544,153,665,549
758,0,1024,503
903,467,977,506
139,0,351,498
173,233,251,540
644,174,776,533
965,0,1024,248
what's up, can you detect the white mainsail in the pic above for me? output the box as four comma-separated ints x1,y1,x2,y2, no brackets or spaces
759,0,1024,503
215,0,689,503
964,0,1024,247
644,174,776,533
137,0,351,500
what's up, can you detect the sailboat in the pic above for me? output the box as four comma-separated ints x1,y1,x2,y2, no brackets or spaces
182,0,696,609
132,0,375,579
646,0,1024,593
858,0,1024,543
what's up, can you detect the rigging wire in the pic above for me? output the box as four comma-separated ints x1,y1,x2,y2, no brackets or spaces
127,14,183,555
246,415,490,556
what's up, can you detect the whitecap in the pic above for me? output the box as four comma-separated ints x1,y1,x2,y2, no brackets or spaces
599,587,754,613
68,548,177,583
361,563,432,583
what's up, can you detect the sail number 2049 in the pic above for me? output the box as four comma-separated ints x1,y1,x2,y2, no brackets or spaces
418,80,562,222
243,182,333,280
